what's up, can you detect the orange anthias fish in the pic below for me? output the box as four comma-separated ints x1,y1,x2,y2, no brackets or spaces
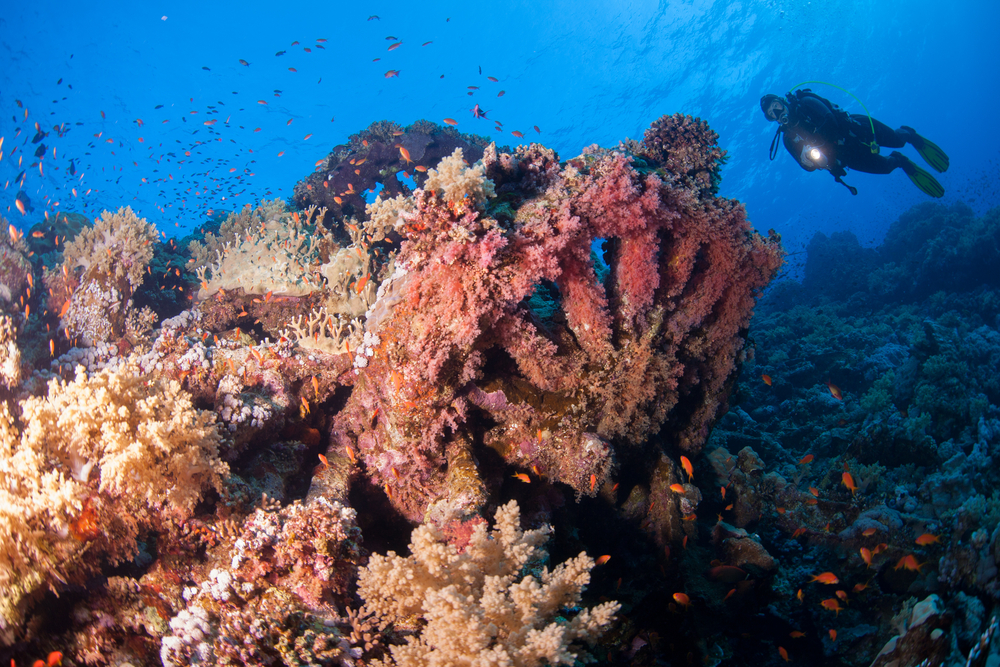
595,554,611,566
680,455,694,481
820,598,842,615
789,631,806,639
443,118,458,126
894,554,923,572
810,572,839,585
778,646,790,662
842,472,858,496
512,473,530,483
799,454,814,465
860,547,873,568
915,533,941,546
762,373,772,386
511,130,525,138
826,379,843,400
672,592,691,608
399,146,413,164
669,483,686,494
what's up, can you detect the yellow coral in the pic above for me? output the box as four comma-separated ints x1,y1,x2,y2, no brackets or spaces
61,206,158,291
357,500,619,666
421,148,496,208
19,363,228,511
0,363,228,632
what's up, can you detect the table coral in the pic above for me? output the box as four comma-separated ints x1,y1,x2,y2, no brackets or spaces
331,114,783,521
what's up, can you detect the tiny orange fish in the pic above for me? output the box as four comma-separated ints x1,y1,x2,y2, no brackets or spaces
809,486,820,497
792,527,807,538
720,486,727,499
796,588,805,603
443,118,458,126
820,598,842,615
399,146,413,164
384,69,400,78
778,646,790,662
873,542,889,555
853,581,869,592
387,41,402,51
789,631,806,639
915,533,940,546
860,547,873,568
799,454,814,465
842,472,857,496
835,589,848,601
829,628,837,641
680,455,694,481
672,592,691,608
511,130,524,138
669,483,686,493
512,473,530,483
762,373,772,386
862,527,877,537
317,453,329,468
589,473,597,493
826,380,843,400
894,554,923,572
595,554,611,566
809,572,839,585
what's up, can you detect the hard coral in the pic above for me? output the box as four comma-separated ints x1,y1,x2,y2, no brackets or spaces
188,201,333,299
638,113,727,197
292,119,498,231
332,115,782,520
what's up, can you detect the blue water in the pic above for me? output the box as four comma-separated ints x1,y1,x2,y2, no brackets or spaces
4,0,997,264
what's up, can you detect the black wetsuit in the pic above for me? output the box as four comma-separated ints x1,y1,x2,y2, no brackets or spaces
780,91,908,178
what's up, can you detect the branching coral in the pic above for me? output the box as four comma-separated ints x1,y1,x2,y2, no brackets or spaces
0,363,228,633
357,500,619,666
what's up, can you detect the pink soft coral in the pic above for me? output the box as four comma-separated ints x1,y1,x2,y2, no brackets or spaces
329,118,783,522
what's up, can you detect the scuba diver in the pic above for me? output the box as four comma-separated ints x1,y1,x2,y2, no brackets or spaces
760,88,949,197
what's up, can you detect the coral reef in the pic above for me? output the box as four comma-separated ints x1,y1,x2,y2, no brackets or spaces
1,114,786,665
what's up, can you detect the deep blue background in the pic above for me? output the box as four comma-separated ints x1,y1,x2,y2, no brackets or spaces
3,0,998,272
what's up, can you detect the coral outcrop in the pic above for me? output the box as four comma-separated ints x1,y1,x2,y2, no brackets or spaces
330,122,782,521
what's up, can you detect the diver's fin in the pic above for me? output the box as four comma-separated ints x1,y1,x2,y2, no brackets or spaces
901,126,949,172
895,152,944,198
